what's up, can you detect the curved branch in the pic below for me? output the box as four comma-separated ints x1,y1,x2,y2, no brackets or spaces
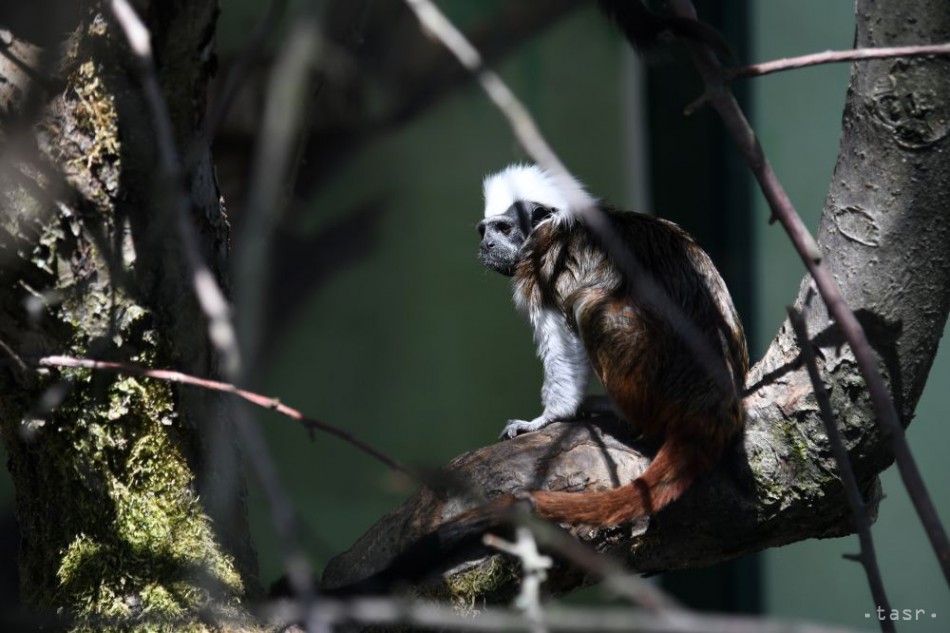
669,0,950,581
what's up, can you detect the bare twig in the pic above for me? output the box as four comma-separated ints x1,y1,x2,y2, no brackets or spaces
236,3,322,372
731,42,950,81
233,401,324,633
687,42,950,114
484,527,553,633
0,594,866,633
522,514,681,611
787,307,894,633
108,0,242,377
402,0,574,196
669,0,950,585
31,354,408,474
380,0,585,127
199,0,290,148
0,336,28,373
267,596,864,633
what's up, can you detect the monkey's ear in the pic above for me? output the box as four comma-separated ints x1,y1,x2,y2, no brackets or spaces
531,204,554,227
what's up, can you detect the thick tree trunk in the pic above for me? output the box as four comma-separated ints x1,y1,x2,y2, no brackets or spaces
0,2,258,627
322,0,950,604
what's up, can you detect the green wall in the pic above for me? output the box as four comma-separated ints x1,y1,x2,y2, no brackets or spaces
753,4,950,631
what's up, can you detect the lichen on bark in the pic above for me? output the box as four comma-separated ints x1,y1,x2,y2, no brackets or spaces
1,3,259,629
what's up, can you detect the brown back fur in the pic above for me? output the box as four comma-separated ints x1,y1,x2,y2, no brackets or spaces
514,207,748,525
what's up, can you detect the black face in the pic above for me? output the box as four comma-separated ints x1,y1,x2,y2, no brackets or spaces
477,213,525,276
477,202,553,277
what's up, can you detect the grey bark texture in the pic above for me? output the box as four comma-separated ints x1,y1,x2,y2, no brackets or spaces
322,0,950,604
0,2,259,628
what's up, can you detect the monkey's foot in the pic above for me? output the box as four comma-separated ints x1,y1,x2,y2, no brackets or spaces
500,416,554,439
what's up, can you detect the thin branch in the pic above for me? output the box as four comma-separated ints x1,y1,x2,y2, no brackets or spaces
688,42,950,114
787,307,894,633
233,402,323,633
484,527,552,633
402,0,575,196
236,3,322,373
522,514,682,611
0,595,867,633
31,354,408,474
108,0,242,377
669,0,950,586
267,596,864,633
0,336,28,374
733,42,950,81
199,0,290,149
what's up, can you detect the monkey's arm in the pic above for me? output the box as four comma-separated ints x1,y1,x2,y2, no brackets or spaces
501,308,590,438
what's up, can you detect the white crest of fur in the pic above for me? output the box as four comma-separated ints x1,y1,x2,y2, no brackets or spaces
482,164,596,220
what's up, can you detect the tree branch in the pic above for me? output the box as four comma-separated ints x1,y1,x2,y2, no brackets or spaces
669,0,950,586
235,1,322,377
787,307,894,633
687,42,950,114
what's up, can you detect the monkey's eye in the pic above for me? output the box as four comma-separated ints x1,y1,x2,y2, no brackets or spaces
477,223,486,238
497,222,512,235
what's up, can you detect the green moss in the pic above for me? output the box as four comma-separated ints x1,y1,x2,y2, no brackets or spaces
62,60,121,209
787,422,810,469
439,557,516,613
757,472,786,502
1,9,258,628
45,370,243,626
752,417,821,511
768,418,810,475
0,274,250,630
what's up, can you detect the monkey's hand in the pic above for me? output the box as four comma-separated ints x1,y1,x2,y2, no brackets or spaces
500,415,557,439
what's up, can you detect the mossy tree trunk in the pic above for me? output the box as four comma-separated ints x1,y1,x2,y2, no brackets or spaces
1,1,259,628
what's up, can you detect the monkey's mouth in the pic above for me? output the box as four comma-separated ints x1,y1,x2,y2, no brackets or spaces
478,249,516,277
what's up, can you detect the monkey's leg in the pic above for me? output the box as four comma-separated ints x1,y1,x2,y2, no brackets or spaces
501,309,589,438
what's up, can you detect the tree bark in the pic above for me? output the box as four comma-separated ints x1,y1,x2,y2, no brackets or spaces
0,2,259,628
322,0,950,605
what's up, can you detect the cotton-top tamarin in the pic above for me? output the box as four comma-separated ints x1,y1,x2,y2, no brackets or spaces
476,164,747,524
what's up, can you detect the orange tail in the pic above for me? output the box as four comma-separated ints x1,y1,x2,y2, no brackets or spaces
530,436,705,526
